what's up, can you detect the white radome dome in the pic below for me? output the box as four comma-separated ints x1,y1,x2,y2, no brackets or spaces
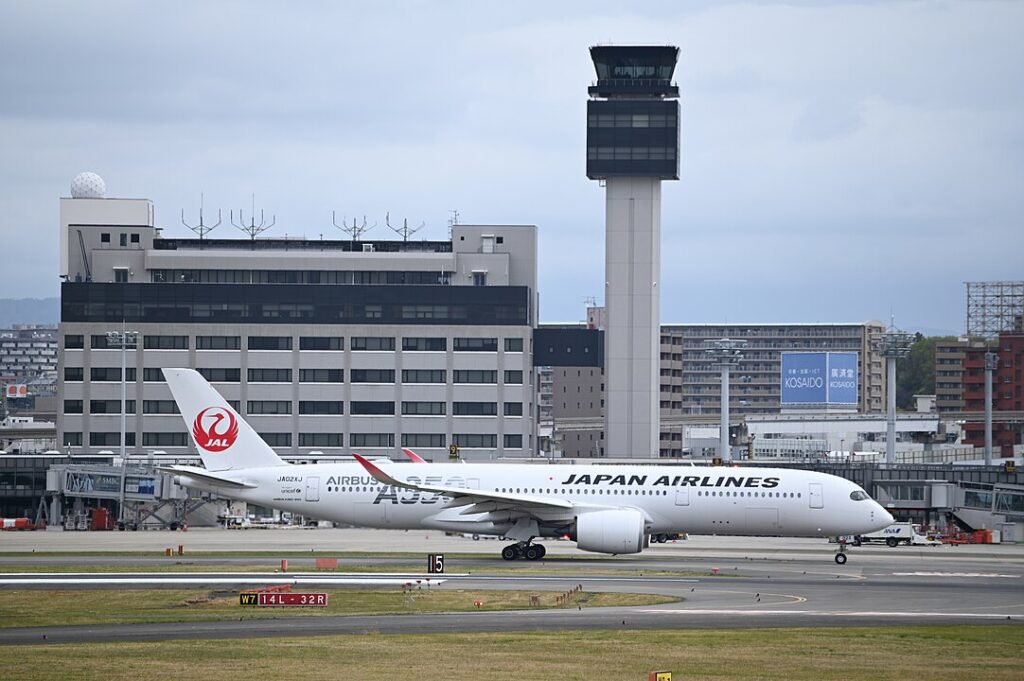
70,171,106,199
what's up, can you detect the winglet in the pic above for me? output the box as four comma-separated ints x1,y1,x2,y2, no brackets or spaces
352,453,405,487
401,447,427,464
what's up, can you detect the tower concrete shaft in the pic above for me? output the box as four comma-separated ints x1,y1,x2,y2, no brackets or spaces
604,177,661,457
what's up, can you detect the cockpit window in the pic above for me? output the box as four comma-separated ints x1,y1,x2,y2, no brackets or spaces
850,490,869,501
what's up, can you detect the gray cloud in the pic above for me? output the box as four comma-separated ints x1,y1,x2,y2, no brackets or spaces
0,0,1021,334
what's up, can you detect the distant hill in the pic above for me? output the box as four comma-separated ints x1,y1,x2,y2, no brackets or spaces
0,298,60,327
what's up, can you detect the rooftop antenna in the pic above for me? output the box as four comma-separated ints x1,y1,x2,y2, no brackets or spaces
448,209,460,239
385,211,424,242
332,212,376,241
230,193,275,240
181,193,221,241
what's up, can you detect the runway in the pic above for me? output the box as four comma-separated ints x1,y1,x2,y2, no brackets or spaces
0,572,450,587
1,529,1022,643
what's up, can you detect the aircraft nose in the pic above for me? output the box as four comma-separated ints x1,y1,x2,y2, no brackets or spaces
878,505,894,527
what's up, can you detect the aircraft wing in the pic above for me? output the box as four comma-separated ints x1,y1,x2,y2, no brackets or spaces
155,465,258,489
352,454,574,512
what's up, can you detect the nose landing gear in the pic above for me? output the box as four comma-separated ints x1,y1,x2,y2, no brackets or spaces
834,538,849,565
501,541,547,561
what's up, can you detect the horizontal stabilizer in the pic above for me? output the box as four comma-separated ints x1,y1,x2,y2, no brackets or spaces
156,466,257,489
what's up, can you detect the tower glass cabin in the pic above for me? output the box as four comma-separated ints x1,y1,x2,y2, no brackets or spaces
587,45,680,458
586,46,680,181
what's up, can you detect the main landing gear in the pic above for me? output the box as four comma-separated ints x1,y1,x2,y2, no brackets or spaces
501,542,547,561
834,538,849,565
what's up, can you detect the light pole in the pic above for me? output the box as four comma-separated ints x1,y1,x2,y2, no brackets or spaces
984,352,999,465
106,324,138,522
875,329,914,465
704,338,746,463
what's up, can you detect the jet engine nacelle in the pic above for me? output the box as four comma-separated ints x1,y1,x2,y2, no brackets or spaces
575,509,646,554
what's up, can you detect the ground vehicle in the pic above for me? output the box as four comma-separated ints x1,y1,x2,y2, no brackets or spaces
854,522,940,547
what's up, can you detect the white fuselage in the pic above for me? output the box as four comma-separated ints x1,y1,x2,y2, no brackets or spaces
176,462,893,544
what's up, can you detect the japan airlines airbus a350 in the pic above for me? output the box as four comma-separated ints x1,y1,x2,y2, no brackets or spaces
160,369,892,564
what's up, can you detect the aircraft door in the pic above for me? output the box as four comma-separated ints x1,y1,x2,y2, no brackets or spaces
305,476,320,502
674,487,690,506
808,482,823,509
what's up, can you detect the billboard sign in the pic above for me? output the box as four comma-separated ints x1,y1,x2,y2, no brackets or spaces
5,384,28,399
781,352,858,405
825,352,858,404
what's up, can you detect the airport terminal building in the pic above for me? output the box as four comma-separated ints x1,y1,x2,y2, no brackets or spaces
57,190,538,460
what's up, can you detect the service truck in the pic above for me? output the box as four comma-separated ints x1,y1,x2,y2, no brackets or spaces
854,522,940,547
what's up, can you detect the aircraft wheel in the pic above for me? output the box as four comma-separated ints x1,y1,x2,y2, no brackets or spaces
524,545,542,561
501,545,519,561
535,544,546,559
834,553,848,565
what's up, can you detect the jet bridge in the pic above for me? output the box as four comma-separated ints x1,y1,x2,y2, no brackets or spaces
43,462,215,530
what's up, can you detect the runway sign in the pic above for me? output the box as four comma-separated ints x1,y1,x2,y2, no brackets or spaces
239,592,328,606
427,553,445,574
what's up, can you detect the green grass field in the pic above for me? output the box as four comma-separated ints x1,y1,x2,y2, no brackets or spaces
2,626,1022,680
0,588,675,628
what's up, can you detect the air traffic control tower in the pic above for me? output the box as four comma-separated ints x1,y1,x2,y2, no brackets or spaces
587,45,680,457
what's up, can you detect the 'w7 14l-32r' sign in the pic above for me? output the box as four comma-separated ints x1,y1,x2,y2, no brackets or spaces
239,592,328,607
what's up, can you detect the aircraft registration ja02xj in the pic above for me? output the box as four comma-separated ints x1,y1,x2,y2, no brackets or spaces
160,369,893,564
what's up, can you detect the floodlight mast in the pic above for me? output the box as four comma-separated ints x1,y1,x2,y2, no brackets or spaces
105,323,137,523
875,328,914,465
984,352,999,465
705,338,746,463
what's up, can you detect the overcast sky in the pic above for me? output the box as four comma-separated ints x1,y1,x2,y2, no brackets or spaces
1,1,1021,334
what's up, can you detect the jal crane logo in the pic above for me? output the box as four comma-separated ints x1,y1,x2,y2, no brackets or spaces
192,407,239,452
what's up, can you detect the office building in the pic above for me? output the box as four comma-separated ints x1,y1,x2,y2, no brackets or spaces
57,177,537,460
